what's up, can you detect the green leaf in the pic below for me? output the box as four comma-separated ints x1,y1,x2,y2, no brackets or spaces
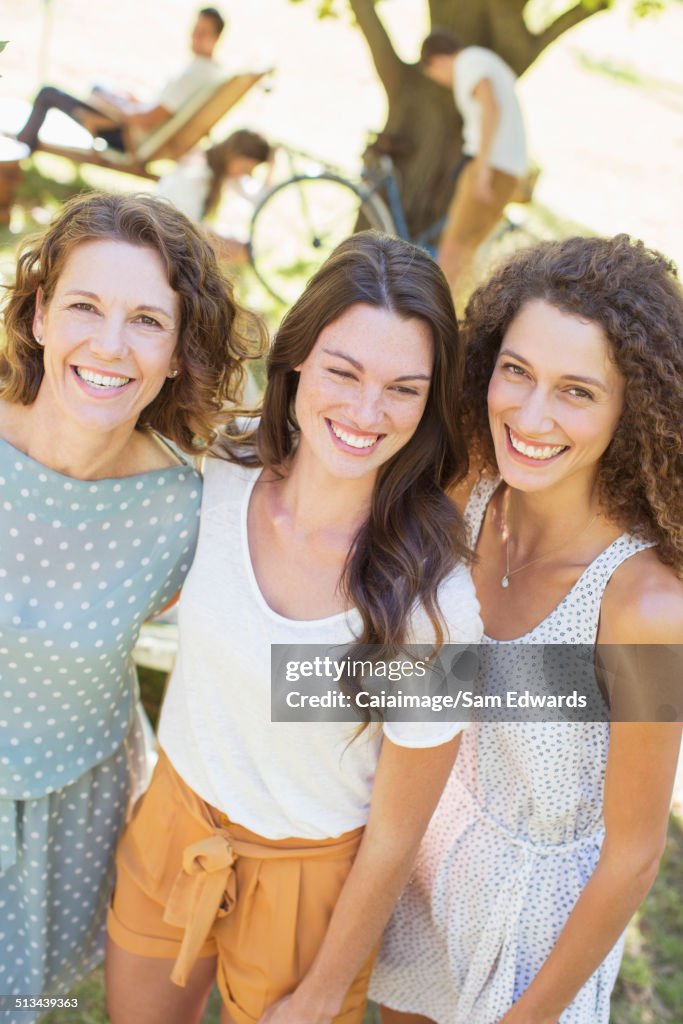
631,0,665,14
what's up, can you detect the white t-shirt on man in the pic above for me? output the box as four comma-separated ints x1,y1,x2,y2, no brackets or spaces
453,46,527,178
157,55,223,114
159,458,482,839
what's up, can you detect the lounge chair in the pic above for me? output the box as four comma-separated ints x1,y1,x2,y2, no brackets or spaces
34,71,268,180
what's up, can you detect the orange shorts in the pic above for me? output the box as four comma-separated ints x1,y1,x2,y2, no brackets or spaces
107,751,373,1024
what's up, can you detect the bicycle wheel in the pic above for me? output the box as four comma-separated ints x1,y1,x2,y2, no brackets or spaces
249,173,395,305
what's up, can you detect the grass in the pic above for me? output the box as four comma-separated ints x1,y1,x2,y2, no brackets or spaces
611,815,683,1023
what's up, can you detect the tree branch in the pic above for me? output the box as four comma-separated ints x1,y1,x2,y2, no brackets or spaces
533,0,610,53
487,0,610,75
428,0,490,46
348,0,408,98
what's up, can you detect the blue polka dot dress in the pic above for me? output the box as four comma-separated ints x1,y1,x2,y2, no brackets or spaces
370,476,656,1024
0,437,200,1021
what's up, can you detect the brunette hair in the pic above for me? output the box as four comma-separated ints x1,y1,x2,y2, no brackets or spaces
203,129,271,217
0,191,265,452
420,29,462,65
462,234,683,572
198,7,225,37
221,229,471,651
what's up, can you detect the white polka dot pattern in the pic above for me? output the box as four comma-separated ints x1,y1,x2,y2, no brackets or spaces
0,439,201,803
0,437,202,1011
0,745,129,1024
370,475,657,1024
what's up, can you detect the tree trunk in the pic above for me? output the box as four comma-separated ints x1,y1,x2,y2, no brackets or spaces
350,0,461,238
429,0,610,77
349,0,607,237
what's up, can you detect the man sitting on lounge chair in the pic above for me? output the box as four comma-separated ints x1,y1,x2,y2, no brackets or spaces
16,7,225,153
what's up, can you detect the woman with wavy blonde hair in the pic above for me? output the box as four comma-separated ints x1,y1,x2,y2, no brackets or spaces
0,191,263,1021
371,234,683,1024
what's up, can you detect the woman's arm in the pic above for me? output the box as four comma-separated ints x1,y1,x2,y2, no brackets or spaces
498,721,680,1024
497,559,683,1024
258,732,462,1024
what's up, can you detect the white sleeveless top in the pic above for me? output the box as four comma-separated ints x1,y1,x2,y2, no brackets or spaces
159,458,482,840
370,475,656,1024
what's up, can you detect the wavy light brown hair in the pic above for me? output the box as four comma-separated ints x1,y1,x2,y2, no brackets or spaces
1,191,265,451
220,229,471,653
462,234,683,573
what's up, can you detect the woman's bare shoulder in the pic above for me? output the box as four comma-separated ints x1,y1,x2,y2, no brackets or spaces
601,548,683,644
129,430,186,473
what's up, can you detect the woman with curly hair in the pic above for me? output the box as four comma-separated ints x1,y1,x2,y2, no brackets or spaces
371,234,683,1024
0,191,263,1020
105,230,482,1024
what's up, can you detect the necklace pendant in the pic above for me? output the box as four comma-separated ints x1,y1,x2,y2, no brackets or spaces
501,574,510,589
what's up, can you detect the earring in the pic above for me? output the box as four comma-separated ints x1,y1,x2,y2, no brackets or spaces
169,368,179,378
34,334,43,345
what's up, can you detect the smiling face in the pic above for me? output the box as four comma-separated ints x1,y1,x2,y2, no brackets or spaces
487,299,625,495
293,303,434,483
32,238,179,442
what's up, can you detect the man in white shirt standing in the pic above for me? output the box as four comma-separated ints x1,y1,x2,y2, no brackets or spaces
16,7,225,153
420,30,528,305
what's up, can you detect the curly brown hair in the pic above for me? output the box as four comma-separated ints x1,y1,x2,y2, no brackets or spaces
220,230,471,654
462,234,683,573
0,191,266,451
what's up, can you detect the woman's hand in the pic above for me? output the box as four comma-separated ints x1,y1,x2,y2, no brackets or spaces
257,992,333,1024
261,733,461,1022
493,553,683,1023
496,1005,557,1024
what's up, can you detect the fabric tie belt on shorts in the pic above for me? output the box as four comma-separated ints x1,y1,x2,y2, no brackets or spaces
143,753,364,987
164,824,362,986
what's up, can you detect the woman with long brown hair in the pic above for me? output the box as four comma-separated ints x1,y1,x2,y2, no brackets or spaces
157,128,272,261
105,230,482,1024
371,234,683,1024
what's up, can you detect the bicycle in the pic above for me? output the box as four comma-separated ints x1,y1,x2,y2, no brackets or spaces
248,145,538,305
246,145,393,306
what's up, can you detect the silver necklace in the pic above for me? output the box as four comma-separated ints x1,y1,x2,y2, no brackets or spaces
501,509,599,589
